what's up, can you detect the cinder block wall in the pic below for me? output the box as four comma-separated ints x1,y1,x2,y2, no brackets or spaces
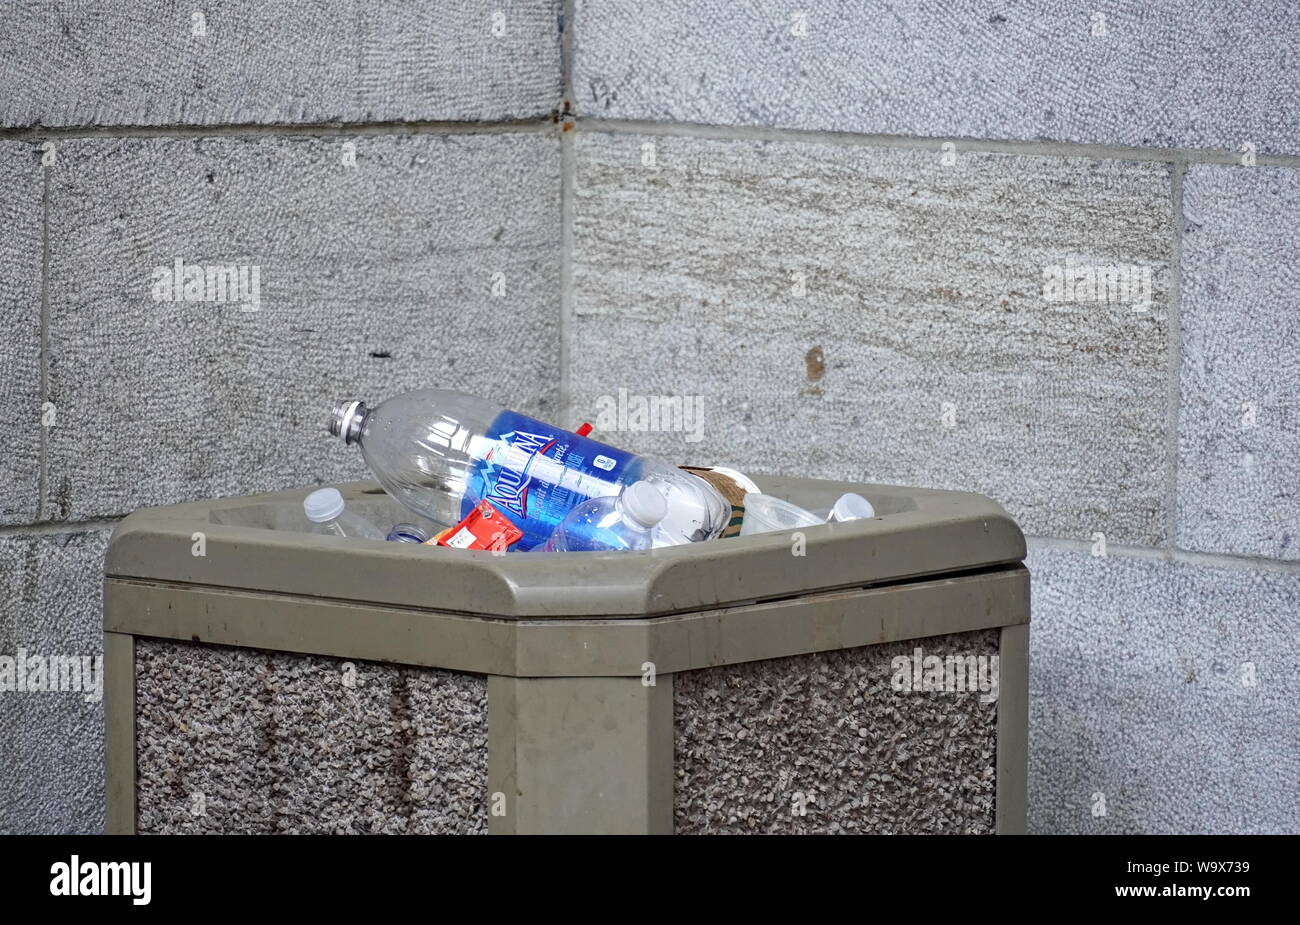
566,0,1299,834
0,0,566,833
2,1,1296,834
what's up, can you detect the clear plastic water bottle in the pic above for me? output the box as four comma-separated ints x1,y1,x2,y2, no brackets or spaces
386,523,431,543
303,488,385,540
739,493,823,536
328,389,728,551
543,481,668,552
826,492,875,522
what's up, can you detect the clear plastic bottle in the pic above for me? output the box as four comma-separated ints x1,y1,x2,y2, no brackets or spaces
303,488,385,540
386,523,432,543
543,481,668,552
328,389,728,551
826,492,875,522
739,493,824,536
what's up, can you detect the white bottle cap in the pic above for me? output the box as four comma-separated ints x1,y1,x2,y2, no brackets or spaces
304,487,345,523
831,492,875,522
622,481,668,528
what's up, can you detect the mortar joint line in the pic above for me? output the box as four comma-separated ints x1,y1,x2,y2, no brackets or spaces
569,117,1300,169
1026,534,1300,577
7,115,1299,169
0,118,555,142
36,165,51,523
557,0,578,426
1165,162,1187,552
0,517,123,538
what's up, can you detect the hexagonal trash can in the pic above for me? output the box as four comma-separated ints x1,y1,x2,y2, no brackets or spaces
103,476,1029,835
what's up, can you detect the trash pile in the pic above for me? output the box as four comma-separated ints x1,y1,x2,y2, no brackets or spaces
302,388,874,552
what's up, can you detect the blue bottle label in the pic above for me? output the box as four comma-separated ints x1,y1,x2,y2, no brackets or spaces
463,410,639,550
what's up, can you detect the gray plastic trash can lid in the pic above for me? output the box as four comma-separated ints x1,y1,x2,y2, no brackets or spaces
105,475,1025,619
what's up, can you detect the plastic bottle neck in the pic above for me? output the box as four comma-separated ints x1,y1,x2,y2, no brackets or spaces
329,400,369,445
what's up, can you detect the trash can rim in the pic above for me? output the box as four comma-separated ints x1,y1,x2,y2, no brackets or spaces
104,476,1026,618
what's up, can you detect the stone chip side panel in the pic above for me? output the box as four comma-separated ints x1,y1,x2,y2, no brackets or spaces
136,640,488,834
674,630,1001,834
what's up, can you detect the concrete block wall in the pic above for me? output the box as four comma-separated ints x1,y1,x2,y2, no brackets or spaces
2,1,1296,834
0,1,564,833
565,1,1298,834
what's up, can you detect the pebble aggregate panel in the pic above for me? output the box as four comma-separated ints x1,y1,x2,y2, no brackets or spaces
674,630,1001,834
135,640,488,834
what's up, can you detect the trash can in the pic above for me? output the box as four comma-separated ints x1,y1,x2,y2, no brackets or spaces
103,476,1029,835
